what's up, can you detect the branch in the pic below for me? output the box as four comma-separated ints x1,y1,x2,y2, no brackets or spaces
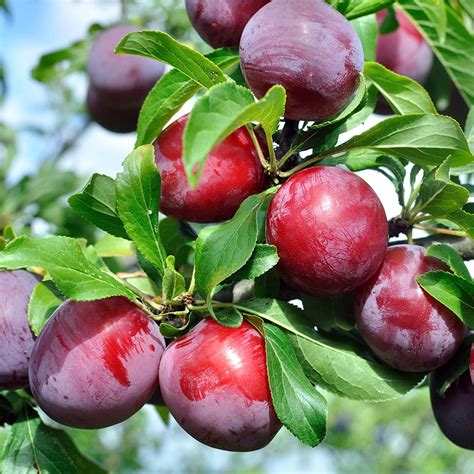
49,120,92,165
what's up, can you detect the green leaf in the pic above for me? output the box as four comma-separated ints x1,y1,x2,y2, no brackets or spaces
93,234,134,258
230,244,279,281
1,407,106,474
236,298,423,401
364,62,437,115
424,243,472,281
28,281,62,336
195,188,277,302
351,14,377,61
154,405,170,425
115,31,227,89
399,1,474,106
416,157,470,217
332,114,472,168
466,107,474,153
213,307,244,328
345,0,395,19
68,174,128,239
183,82,285,187
263,323,327,447
162,256,186,302
292,332,425,402
301,293,355,332
254,268,280,299
0,236,136,302
159,218,193,267
116,145,166,278
446,209,474,240
379,6,399,34
135,48,240,147
418,271,474,327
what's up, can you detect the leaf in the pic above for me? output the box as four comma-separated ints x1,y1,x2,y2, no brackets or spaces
446,209,474,240
418,271,474,327
399,1,474,106
0,236,136,302
213,307,243,328
230,244,279,281
379,6,399,34
236,298,423,401
416,157,470,217
28,281,62,336
351,14,377,61
332,114,472,168
263,323,327,447
292,332,425,402
424,243,472,281
68,174,128,239
116,145,166,278
364,62,437,115
162,256,186,302
136,48,240,147
93,234,134,258
195,188,277,302
1,407,106,474
301,293,355,332
466,107,474,153
345,0,395,20
115,30,226,89
183,82,285,187
254,268,280,299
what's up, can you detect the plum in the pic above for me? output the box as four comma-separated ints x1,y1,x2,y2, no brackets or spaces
0,270,39,389
376,9,433,84
29,297,165,429
159,318,281,451
240,0,364,121
430,369,474,450
355,245,465,372
266,166,388,297
86,25,165,132
154,114,267,223
185,0,270,48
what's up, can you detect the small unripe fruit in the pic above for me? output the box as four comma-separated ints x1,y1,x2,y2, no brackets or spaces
0,270,39,389
240,0,364,121
29,297,165,429
185,0,270,48
376,9,433,84
430,369,474,450
154,115,267,223
266,166,388,297
355,245,465,372
159,318,282,451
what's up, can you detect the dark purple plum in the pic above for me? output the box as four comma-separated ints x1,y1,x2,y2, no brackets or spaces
355,245,466,372
159,318,281,451
29,297,165,429
0,270,39,389
430,369,474,450
86,85,139,134
240,0,364,121
185,0,270,48
86,25,165,132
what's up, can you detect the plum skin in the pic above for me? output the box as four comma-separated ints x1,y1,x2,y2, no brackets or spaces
376,9,433,84
29,297,165,429
266,166,388,297
86,25,165,133
185,0,270,48
154,115,267,223
0,270,39,389
159,318,282,451
430,370,474,450
355,245,465,373
240,0,364,121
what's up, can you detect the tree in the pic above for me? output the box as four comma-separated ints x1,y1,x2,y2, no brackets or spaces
0,0,473,471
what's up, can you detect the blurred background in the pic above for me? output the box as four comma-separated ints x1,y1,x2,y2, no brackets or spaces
0,1,473,472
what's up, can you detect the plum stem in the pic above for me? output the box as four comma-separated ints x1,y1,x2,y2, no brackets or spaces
413,224,466,238
188,267,196,295
247,127,269,171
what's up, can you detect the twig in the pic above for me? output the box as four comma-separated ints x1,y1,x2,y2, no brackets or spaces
49,120,92,165
120,0,127,21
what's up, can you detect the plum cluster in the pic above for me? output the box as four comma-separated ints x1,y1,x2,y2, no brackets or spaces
1,0,471,455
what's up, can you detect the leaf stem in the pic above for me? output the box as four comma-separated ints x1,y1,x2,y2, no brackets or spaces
413,224,467,238
188,267,196,295
248,127,269,170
